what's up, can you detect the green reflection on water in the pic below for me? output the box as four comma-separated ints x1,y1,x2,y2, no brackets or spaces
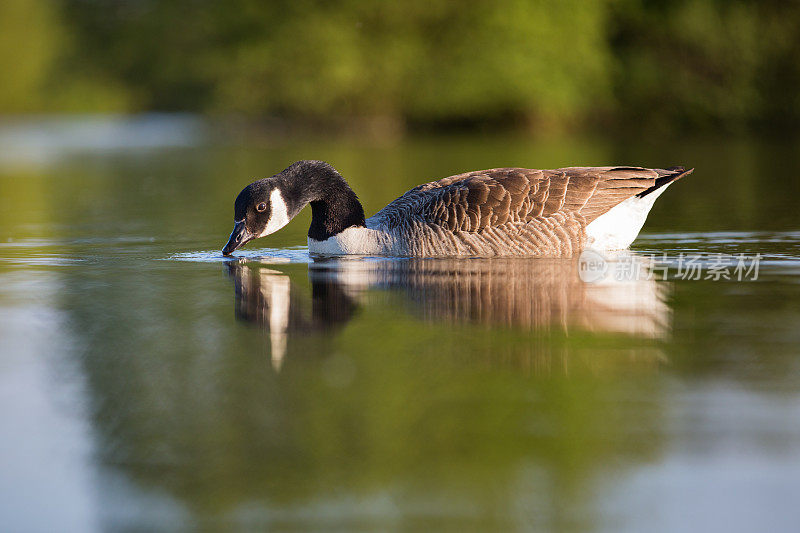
2,129,800,530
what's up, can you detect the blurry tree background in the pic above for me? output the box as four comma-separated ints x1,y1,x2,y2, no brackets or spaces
2,0,799,134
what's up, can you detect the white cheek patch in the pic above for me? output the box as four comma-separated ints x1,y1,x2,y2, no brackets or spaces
259,188,290,237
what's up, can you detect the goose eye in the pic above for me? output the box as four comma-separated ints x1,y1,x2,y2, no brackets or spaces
256,202,267,212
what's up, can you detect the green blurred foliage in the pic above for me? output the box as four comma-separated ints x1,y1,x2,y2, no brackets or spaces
609,0,800,132
1,0,800,132
0,0,133,112
0,0,61,112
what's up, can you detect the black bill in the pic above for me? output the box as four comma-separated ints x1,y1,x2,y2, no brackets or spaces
222,220,253,255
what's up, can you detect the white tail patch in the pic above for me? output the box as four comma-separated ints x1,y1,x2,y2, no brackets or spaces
586,184,671,251
260,188,290,237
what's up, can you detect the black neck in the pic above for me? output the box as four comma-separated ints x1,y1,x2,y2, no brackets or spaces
282,161,366,241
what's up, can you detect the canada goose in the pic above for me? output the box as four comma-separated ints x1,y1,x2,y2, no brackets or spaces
222,160,692,256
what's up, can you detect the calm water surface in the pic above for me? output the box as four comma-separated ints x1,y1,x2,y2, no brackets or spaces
2,119,800,531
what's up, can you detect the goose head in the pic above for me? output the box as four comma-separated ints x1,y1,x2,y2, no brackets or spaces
222,160,365,255
223,180,291,255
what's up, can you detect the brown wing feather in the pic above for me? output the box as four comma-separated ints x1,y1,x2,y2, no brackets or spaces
375,166,681,233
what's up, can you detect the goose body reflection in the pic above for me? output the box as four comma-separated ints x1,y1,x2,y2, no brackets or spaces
227,254,670,369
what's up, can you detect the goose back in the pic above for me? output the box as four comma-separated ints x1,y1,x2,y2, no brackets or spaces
369,166,687,256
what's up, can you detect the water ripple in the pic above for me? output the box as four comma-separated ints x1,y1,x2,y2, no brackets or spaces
167,247,311,264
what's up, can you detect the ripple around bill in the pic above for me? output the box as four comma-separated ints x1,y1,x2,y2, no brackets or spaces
167,247,312,264
166,232,800,272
